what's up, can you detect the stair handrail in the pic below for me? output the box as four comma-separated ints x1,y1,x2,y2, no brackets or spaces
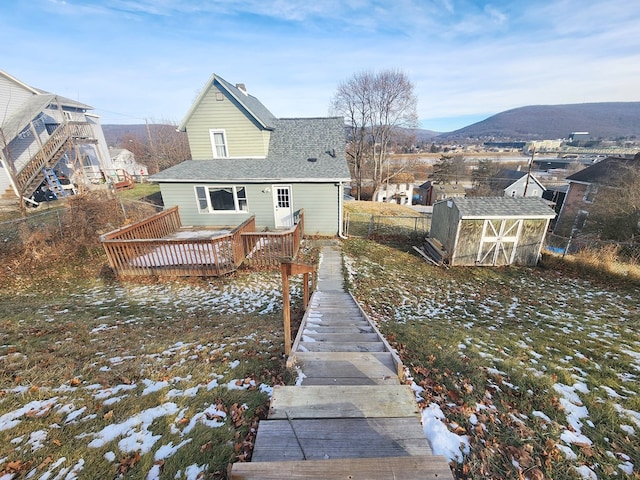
15,123,71,193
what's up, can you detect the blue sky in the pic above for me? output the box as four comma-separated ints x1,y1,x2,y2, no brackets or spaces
1,0,639,132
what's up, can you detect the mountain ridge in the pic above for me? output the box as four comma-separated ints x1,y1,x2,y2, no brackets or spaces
435,101,640,140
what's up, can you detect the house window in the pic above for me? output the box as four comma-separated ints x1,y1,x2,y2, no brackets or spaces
510,190,517,197
583,184,598,203
195,185,248,213
209,129,228,158
574,209,589,232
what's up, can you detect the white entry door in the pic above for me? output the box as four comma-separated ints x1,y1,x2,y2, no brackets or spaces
272,185,294,228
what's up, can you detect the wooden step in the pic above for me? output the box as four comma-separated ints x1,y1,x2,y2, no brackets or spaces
306,316,369,325
301,333,380,343
291,351,400,385
251,418,432,461
303,325,373,334
299,342,386,353
268,385,420,419
230,455,453,479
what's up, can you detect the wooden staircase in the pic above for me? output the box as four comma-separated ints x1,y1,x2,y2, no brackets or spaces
230,246,453,479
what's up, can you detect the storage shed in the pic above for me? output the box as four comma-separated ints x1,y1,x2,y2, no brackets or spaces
429,197,556,266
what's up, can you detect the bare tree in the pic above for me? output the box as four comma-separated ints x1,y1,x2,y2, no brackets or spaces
117,120,191,174
331,69,418,200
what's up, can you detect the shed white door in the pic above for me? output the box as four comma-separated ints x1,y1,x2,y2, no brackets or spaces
272,185,294,229
476,219,522,266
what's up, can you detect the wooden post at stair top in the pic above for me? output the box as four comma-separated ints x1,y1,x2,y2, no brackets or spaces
280,259,316,356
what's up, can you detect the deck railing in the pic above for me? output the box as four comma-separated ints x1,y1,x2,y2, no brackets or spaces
100,207,304,277
242,210,304,267
101,206,182,241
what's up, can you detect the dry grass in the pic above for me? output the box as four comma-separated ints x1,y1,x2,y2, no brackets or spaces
344,200,418,216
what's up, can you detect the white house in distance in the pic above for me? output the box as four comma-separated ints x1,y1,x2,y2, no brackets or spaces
490,169,546,198
373,173,415,206
109,147,149,180
0,69,115,206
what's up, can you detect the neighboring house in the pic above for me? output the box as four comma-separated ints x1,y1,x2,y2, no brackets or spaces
554,155,640,237
109,147,149,179
150,74,351,236
415,181,465,206
0,69,115,206
429,197,556,266
489,169,545,198
374,173,415,205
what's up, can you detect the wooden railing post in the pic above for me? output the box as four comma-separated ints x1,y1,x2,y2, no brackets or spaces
280,259,316,356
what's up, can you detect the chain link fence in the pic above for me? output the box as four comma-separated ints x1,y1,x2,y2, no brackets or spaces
0,198,162,255
344,212,432,238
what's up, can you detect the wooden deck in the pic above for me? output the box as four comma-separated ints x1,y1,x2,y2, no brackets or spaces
100,207,304,277
231,245,453,479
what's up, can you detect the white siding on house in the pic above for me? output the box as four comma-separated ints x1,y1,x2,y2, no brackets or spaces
185,84,270,160
0,74,33,122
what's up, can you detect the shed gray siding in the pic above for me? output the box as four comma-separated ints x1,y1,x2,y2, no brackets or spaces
429,199,460,253
429,197,555,266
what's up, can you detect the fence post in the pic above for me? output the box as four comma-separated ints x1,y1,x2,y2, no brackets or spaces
280,260,316,356
368,214,374,237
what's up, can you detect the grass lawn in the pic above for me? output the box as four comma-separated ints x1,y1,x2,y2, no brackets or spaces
0,270,306,479
1,195,638,479
343,238,639,479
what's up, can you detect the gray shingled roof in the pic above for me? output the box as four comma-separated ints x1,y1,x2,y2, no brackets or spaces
442,197,556,219
151,117,351,183
491,169,526,190
566,156,640,185
178,74,276,131
214,76,276,129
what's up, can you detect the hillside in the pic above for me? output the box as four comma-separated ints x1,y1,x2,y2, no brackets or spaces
102,102,640,146
439,102,640,140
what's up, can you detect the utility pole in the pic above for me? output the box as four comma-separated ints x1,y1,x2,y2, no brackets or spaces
523,146,535,197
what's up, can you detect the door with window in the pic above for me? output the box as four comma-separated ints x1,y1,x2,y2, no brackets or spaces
272,185,294,228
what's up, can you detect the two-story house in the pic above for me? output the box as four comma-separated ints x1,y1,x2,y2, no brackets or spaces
554,155,640,238
489,169,546,198
150,74,351,236
0,69,115,207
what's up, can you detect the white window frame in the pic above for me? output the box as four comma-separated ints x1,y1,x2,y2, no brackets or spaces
195,185,248,213
583,184,598,203
209,129,228,158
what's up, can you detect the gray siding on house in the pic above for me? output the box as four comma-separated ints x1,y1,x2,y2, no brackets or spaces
184,83,271,160
158,182,342,235
290,183,341,235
